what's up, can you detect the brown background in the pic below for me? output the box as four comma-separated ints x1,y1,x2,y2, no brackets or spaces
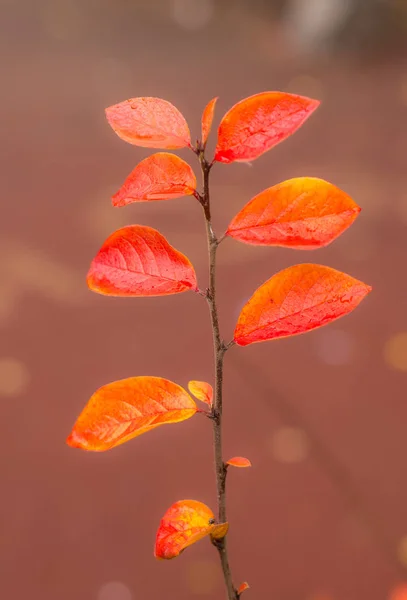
2,1,407,599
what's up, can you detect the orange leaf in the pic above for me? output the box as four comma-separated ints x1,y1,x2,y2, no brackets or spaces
66,377,197,452
211,522,229,540
238,582,250,595
87,225,197,297
227,177,360,249
226,457,251,468
234,264,371,346
112,153,196,206
155,500,215,560
188,380,213,406
214,92,319,164
201,97,218,146
105,97,191,148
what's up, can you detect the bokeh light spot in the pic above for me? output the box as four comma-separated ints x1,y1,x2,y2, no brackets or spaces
269,427,309,464
0,358,30,396
98,581,132,600
384,332,407,372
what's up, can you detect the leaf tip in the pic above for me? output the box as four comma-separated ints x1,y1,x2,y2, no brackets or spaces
111,191,125,207
300,96,320,114
233,332,248,347
359,280,373,297
66,430,81,449
86,269,98,293
238,582,250,595
153,548,165,560
104,104,115,125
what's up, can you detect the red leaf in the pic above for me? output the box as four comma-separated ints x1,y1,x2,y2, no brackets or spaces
227,177,360,249
66,377,197,452
201,97,218,145
87,225,197,297
238,582,250,595
105,97,191,148
234,264,371,346
155,500,215,560
226,457,251,468
214,92,319,164
188,380,213,406
112,153,196,206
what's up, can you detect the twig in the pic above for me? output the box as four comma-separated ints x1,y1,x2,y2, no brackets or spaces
217,232,227,246
198,150,238,600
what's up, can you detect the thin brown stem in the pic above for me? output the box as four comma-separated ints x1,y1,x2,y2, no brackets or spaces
198,151,238,600
217,232,227,245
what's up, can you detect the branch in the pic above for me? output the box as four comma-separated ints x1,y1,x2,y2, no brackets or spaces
198,151,238,600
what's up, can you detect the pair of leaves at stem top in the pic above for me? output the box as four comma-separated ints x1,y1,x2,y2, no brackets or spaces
105,92,319,163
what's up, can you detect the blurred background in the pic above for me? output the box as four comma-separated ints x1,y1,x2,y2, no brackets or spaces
1,1,407,599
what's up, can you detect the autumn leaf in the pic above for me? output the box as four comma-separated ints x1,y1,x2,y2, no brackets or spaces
155,500,216,560
188,380,213,406
234,264,371,346
238,582,250,595
87,225,197,297
211,522,229,540
66,377,197,452
105,97,191,148
226,457,251,468
227,177,360,249
112,153,196,206
214,92,319,164
201,97,218,146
